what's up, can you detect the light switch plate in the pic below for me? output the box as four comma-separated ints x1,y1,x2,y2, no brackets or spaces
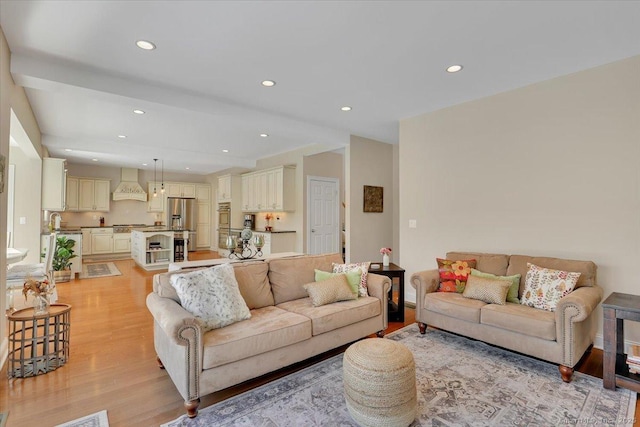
19,217,26,225
409,219,417,228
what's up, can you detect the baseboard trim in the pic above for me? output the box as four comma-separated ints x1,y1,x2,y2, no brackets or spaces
592,333,640,353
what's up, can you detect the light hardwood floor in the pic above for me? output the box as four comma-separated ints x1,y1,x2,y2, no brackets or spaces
1,252,638,426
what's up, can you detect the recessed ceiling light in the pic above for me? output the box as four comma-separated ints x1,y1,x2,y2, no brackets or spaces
222,149,229,153
142,163,148,166
261,80,276,87
446,64,463,73
64,148,73,152
136,40,156,50
92,159,98,162
185,167,190,170
341,106,352,111
118,135,127,139
260,133,268,138
133,109,145,115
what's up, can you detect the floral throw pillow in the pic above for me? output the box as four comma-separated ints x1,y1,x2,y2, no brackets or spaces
520,263,581,312
332,262,371,297
170,263,251,331
436,258,476,293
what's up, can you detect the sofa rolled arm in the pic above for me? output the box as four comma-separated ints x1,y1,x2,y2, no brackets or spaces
410,269,439,293
367,273,391,331
555,285,603,323
367,273,391,300
146,292,202,345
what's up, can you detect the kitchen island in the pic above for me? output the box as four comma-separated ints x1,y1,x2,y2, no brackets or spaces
131,229,190,271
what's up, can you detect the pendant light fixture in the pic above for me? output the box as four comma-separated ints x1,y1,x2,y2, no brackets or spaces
153,158,158,198
161,159,165,194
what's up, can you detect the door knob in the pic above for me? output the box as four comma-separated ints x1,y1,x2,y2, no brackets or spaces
311,229,316,233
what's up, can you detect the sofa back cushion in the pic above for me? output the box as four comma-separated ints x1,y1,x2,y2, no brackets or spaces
268,253,344,305
233,262,274,309
153,261,274,309
507,255,597,296
446,252,509,276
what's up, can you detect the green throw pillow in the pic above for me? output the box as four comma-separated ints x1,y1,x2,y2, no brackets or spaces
315,269,361,297
470,268,521,303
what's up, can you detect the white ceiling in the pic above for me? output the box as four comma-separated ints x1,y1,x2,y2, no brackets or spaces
2,1,639,175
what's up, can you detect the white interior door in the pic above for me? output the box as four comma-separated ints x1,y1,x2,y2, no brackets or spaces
307,177,339,254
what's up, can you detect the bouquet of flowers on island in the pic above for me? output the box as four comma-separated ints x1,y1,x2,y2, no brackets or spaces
22,274,54,313
380,247,392,255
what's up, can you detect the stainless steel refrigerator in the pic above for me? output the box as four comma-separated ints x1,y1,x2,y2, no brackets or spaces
166,197,198,251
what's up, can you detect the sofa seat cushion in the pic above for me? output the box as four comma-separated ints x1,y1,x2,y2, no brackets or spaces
277,296,381,336
202,306,311,370
424,292,486,323
481,303,556,341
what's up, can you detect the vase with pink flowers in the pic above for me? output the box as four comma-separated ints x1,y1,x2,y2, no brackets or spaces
380,247,392,267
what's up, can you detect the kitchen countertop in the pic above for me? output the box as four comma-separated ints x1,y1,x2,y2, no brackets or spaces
132,227,194,233
226,228,296,234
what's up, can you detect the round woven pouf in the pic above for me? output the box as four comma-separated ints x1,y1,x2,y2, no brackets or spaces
343,338,417,427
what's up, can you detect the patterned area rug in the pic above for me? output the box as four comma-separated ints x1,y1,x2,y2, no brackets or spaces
55,410,109,427
79,262,122,279
162,324,636,427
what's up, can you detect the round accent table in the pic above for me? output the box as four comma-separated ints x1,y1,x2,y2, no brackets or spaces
7,303,71,379
343,338,417,427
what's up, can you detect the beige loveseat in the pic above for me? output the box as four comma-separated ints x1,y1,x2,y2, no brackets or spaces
146,253,390,418
410,251,603,382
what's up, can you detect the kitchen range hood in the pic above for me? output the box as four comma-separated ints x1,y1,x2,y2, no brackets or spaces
112,168,147,201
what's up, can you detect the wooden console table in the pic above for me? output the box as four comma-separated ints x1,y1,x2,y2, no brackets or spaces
602,292,640,392
369,262,405,322
7,303,71,379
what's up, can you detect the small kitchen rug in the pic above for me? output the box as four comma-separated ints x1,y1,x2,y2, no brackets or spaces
79,262,122,279
55,410,109,427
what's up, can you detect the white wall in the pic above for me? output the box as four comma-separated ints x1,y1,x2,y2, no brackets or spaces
400,55,640,341
1,25,44,364
346,135,394,264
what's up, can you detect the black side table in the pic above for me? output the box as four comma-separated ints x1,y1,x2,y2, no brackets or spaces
369,262,405,322
602,292,640,392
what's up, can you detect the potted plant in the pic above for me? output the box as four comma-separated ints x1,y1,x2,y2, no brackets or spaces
52,235,77,282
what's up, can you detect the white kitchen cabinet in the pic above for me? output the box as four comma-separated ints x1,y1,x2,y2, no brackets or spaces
42,158,67,211
196,184,210,202
167,182,195,198
241,173,257,211
79,178,110,211
147,182,165,212
217,175,232,201
113,233,131,253
241,166,295,212
196,184,212,248
81,229,92,255
65,176,79,211
91,228,114,254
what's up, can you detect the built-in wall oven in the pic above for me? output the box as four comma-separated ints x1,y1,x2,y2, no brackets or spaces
218,203,231,252
218,203,231,228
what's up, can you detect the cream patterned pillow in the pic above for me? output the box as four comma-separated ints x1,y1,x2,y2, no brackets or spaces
462,275,511,305
520,263,580,312
332,262,371,296
170,263,251,331
304,274,358,307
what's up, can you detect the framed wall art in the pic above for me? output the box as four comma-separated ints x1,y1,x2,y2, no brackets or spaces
363,185,383,212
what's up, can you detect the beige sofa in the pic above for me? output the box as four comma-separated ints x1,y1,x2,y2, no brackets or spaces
410,251,603,382
146,253,390,418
